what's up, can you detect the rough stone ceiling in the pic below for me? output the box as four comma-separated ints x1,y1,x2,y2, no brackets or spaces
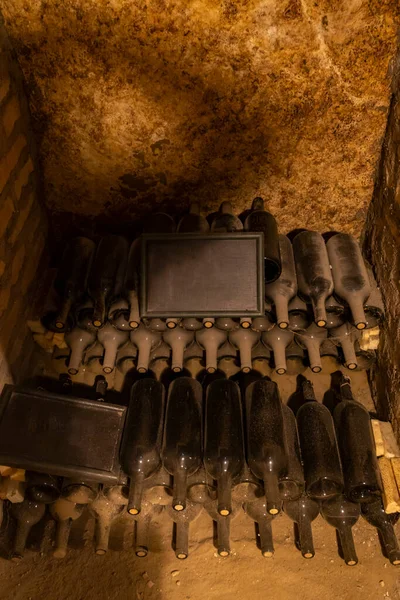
2,0,399,235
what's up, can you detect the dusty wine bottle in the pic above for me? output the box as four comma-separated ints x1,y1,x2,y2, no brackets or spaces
333,374,382,503
130,324,162,373
265,234,297,328
329,323,358,370
97,322,129,374
283,494,319,559
196,327,227,373
244,497,276,557
88,494,124,555
87,235,129,328
210,201,243,232
361,499,400,565
166,502,202,559
65,326,97,375
246,379,288,514
296,381,344,499
205,499,239,557
162,377,203,511
229,327,260,373
50,498,84,559
294,323,327,373
292,230,333,327
11,499,46,561
163,327,194,373
120,379,165,516
177,203,209,233
262,326,293,375
26,472,61,504
204,379,245,516
321,495,360,566
326,233,370,330
124,239,141,329
280,404,305,500
288,296,311,331
244,197,281,283
54,237,95,330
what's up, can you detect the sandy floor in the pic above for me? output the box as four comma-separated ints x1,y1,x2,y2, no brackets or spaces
0,357,397,600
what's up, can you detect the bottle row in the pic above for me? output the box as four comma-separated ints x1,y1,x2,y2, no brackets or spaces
41,199,384,336
53,316,376,377
4,470,399,566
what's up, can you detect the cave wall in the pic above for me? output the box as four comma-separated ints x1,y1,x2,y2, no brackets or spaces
364,54,400,437
1,0,399,242
0,17,48,386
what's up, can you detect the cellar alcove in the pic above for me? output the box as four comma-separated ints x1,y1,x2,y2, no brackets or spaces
0,2,399,599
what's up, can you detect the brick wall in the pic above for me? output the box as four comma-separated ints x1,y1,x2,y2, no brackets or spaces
364,62,400,437
0,18,48,387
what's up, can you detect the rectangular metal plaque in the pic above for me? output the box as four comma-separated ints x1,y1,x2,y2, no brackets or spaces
141,233,264,318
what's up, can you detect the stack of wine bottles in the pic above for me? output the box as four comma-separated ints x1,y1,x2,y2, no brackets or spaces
39,200,383,377
3,371,399,566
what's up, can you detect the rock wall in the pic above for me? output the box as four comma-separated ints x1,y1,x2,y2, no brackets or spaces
1,0,399,241
0,18,48,386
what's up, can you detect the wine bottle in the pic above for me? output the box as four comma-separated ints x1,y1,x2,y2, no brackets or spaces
265,234,297,328
210,201,243,232
108,299,130,331
246,379,288,514
244,198,281,283
65,326,97,375
163,327,194,373
251,313,274,332
204,499,239,557
280,404,305,500
10,499,46,561
88,493,124,555
162,377,203,511
50,498,84,559
321,495,360,566
262,326,293,375
288,296,311,331
329,323,358,370
283,494,319,559
143,212,176,233
130,324,161,373
75,298,97,332
292,230,333,327
97,322,129,374
187,467,216,505
134,502,163,557
215,317,240,331
229,327,260,373
294,323,327,373
325,296,347,329
296,387,344,499
166,501,202,559
364,262,384,328
361,499,400,565
177,203,209,233
124,239,141,329
204,379,245,516
244,497,276,557
61,479,98,504
54,237,95,330
196,327,227,373
116,341,137,374
26,472,61,504
181,317,204,331
87,235,129,328
285,341,307,376
120,379,165,515
141,466,173,507
333,375,382,503
326,233,370,330
239,317,252,329
166,318,181,329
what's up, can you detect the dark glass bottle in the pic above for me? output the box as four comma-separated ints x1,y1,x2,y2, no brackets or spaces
296,381,344,499
134,502,163,558
205,499,239,557
280,404,305,500
361,499,400,565
10,499,46,561
288,295,312,331
333,374,382,503
326,233,370,330
177,203,209,233
204,379,245,516
120,379,165,515
244,197,281,283
292,230,333,327
325,296,347,329
162,377,203,511
166,501,203,559
26,472,61,504
321,495,360,566
87,235,129,328
246,379,288,514
54,237,95,331
265,234,297,327
283,494,319,558
244,497,276,557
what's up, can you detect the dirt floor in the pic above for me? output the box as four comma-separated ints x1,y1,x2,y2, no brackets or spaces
0,357,397,600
